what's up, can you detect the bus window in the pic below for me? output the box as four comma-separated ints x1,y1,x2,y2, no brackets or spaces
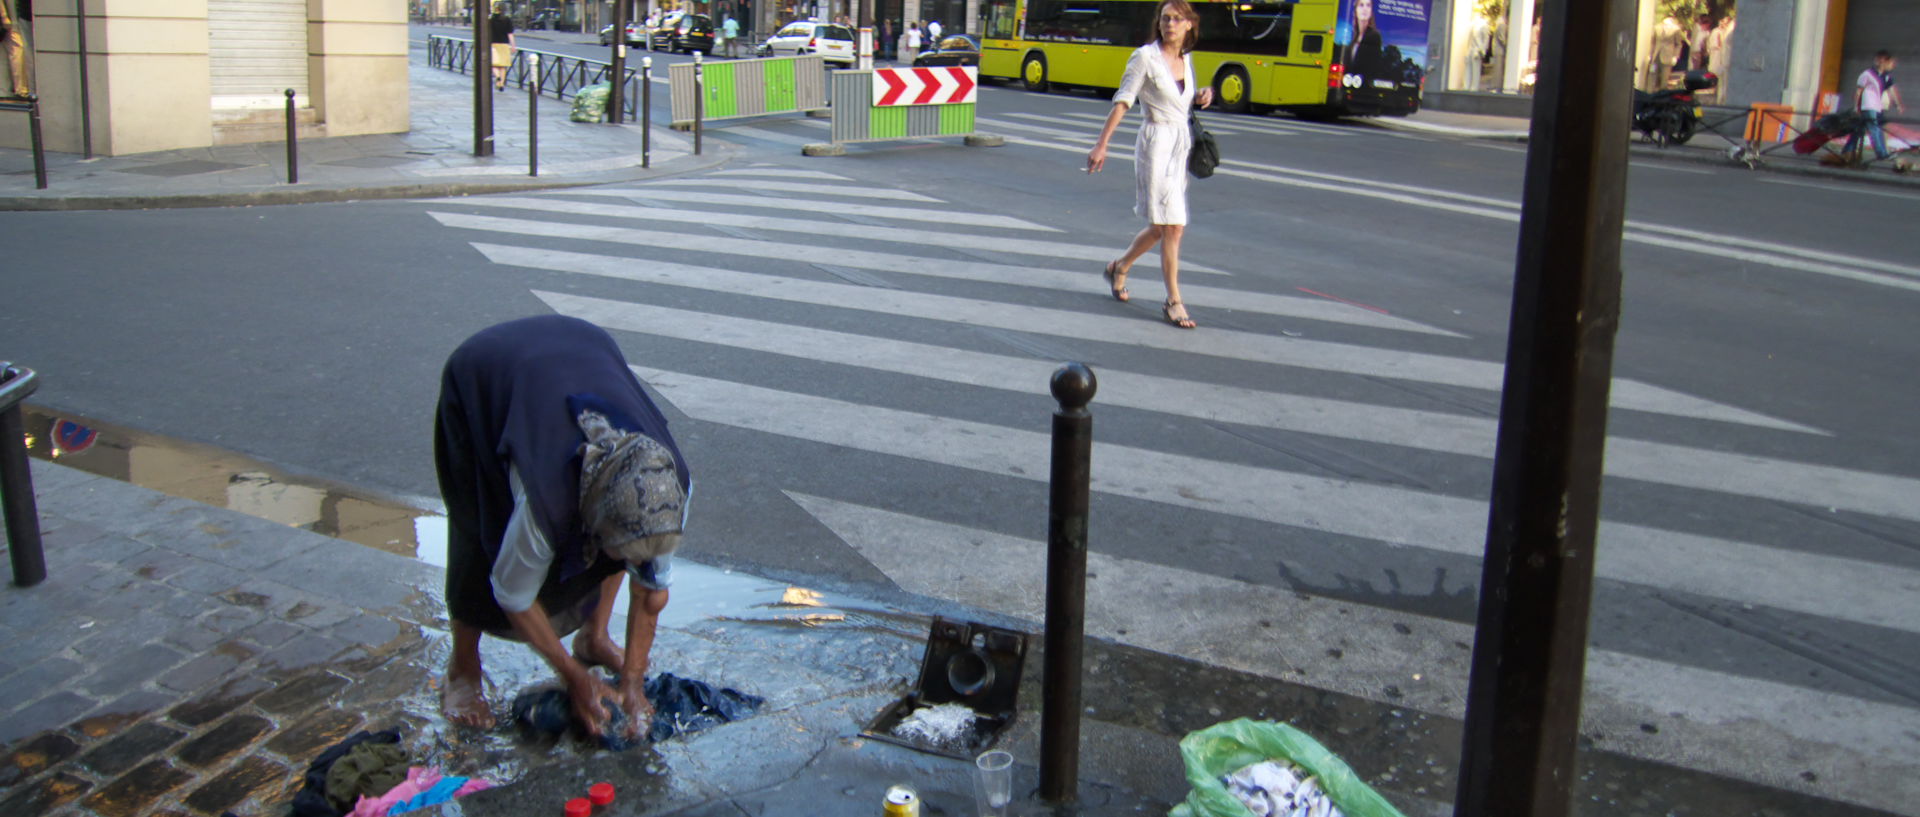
1196,2,1291,58
985,0,1018,39
1301,33,1324,55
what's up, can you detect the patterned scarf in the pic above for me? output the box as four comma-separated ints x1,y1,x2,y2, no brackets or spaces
576,409,686,564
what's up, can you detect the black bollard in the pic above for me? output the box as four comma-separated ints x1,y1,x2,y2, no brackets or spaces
1,363,45,587
528,53,539,177
1041,362,1096,802
284,89,298,184
26,97,47,190
642,57,652,168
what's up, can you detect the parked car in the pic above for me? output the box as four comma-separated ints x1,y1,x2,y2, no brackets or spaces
650,11,716,54
912,34,979,68
754,20,856,67
597,21,646,46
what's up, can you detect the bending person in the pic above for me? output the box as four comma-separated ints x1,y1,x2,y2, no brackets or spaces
1087,0,1213,329
435,315,692,740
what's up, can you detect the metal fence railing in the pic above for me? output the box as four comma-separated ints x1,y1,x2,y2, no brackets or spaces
426,34,644,121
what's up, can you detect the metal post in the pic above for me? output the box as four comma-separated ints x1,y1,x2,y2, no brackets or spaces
642,57,653,168
1040,362,1095,803
528,53,540,176
609,0,628,124
693,52,703,155
475,1,495,156
25,98,46,190
284,89,298,184
0,364,45,588
76,0,94,159
1453,1,1635,816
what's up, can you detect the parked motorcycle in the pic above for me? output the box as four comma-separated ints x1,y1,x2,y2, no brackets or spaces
1633,70,1717,147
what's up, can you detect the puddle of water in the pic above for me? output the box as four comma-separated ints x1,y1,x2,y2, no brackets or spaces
21,405,447,560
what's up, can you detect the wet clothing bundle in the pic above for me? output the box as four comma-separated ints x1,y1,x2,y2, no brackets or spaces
324,741,409,812
293,730,402,817
510,672,765,751
290,729,494,817
347,767,494,817
435,315,690,638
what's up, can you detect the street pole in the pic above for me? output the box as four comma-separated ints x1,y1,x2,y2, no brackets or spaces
1453,0,1636,816
528,53,539,176
1040,362,1095,803
610,0,627,124
474,1,495,156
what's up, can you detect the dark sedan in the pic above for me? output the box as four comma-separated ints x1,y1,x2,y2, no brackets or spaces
650,12,716,54
912,34,980,67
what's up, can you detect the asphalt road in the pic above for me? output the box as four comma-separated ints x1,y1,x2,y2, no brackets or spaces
5,42,1919,813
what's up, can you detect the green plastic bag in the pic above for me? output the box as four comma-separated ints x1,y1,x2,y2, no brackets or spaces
1170,718,1407,817
570,83,611,123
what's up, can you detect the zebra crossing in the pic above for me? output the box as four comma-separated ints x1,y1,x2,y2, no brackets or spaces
416,168,1920,815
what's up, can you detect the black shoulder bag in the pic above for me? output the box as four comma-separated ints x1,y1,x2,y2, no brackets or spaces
1187,112,1219,178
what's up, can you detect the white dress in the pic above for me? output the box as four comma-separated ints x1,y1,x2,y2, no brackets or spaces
1113,43,1195,226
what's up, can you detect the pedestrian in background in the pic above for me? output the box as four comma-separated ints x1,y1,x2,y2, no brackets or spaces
0,0,32,99
721,14,741,57
1846,50,1904,163
434,315,694,739
926,18,941,42
1086,0,1212,330
488,2,516,91
902,21,922,65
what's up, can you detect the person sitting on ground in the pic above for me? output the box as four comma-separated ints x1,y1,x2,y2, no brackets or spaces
434,314,692,740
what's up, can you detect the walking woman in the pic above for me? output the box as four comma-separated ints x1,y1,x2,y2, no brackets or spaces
487,2,515,92
1086,0,1212,329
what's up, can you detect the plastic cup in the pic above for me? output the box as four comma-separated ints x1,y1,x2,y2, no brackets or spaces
588,782,616,805
564,797,591,817
973,749,1014,817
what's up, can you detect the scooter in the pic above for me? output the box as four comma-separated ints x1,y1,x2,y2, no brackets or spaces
1634,70,1717,147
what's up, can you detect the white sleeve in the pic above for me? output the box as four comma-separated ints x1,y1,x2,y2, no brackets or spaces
1113,49,1149,108
491,465,556,614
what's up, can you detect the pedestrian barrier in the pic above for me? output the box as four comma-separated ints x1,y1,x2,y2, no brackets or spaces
808,66,1000,154
668,55,827,128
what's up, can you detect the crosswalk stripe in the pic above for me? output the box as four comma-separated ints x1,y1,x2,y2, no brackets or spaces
707,167,848,180
988,129,1920,292
440,214,1467,335
548,187,1060,232
790,492,1917,815
708,124,818,146
457,235,1814,432
631,178,942,202
1023,109,1286,137
455,194,1372,309
536,290,1918,521
623,364,1916,633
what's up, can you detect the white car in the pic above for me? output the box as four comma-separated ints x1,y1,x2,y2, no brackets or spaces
754,20,856,66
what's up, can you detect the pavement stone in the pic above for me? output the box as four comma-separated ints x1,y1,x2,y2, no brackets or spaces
155,641,258,694
253,671,352,717
81,759,195,817
0,770,93,816
180,756,290,816
0,691,98,747
166,676,277,729
77,722,189,778
0,732,82,788
77,643,188,698
73,690,181,740
263,708,366,759
173,714,274,770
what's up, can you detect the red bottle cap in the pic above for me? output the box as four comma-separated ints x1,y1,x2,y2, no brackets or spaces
589,783,616,805
565,797,591,817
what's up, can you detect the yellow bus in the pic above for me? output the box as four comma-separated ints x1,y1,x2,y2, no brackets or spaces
977,0,1429,118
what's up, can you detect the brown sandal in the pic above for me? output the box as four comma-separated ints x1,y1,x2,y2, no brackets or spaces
1163,300,1197,329
1102,261,1130,302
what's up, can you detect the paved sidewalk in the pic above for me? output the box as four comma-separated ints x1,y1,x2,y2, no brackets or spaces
0,36,719,211
0,459,1181,817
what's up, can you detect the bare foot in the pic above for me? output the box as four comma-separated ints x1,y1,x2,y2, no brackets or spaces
572,631,626,673
440,668,495,729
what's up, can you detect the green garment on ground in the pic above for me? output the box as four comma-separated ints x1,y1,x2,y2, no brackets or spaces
324,741,411,811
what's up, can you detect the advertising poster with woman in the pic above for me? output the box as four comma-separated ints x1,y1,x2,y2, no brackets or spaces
1335,0,1429,113
1,0,33,99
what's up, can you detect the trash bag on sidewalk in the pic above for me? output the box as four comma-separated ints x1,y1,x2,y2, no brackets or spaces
571,83,612,123
1170,718,1406,817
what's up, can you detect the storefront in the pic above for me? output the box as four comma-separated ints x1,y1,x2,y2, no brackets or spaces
1424,0,1909,121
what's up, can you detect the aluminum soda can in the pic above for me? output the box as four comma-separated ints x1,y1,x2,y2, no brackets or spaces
882,784,920,817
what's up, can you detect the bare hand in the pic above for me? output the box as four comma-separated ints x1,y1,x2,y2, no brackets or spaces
1197,87,1215,109
618,678,654,740
1087,144,1108,173
567,670,617,738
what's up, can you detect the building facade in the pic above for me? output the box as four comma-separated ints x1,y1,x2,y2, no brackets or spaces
0,0,408,157
1421,0,1914,122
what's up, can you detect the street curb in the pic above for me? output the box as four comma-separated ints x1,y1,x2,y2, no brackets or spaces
0,146,734,211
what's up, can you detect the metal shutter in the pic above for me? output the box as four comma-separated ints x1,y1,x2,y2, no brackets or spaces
1840,0,1917,97
209,0,310,107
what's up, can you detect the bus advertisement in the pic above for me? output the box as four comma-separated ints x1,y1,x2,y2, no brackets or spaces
978,0,1429,118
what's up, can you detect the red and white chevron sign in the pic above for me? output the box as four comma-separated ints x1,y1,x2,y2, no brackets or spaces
872,66,978,107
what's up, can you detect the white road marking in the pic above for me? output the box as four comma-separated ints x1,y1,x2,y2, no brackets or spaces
789,493,1918,816
547,187,1061,231
538,290,1916,521
707,167,850,180
1630,160,1716,174
1759,176,1920,202
632,178,944,201
454,238,1816,431
621,365,1917,633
